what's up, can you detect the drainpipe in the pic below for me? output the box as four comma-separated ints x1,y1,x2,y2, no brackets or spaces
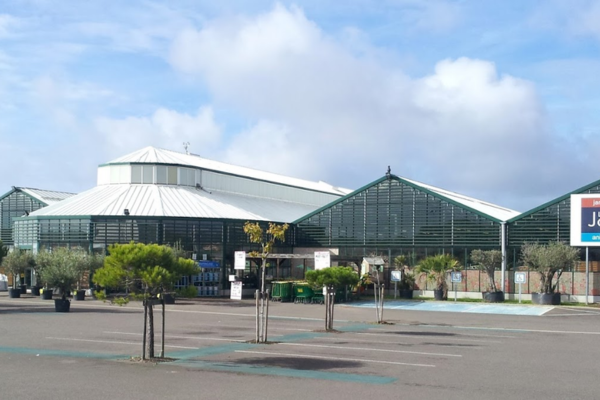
501,222,506,292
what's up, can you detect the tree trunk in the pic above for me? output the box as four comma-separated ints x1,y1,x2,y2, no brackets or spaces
147,303,154,358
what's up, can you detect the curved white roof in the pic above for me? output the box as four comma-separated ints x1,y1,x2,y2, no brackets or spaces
104,146,351,197
30,184,321,223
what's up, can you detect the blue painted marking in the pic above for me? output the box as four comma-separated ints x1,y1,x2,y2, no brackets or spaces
347,301,552,316
175,359,396,384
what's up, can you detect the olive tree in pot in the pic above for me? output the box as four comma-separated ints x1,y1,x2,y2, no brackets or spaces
416,254,461,300
1,249,35,298
521,241,579,305
74,251,105,300
470,249,504,302
38,248,81,312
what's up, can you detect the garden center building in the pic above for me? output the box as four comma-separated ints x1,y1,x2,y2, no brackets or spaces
6,146,600,300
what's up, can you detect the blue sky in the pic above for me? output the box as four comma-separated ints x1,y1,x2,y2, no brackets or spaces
1,0,599,212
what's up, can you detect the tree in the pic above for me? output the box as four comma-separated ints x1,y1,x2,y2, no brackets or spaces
37,247,81,300
470,249,502,293
306,266,359,331
93,242,198,359
416,254,460,299
1,249,35,288
521,241,579,294
0,240,8,266
243,221,289,343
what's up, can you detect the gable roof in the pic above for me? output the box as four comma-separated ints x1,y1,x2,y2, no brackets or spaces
295,175,520,224
0,187,75,206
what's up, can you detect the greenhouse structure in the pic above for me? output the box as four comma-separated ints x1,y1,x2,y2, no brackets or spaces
4,146,600,301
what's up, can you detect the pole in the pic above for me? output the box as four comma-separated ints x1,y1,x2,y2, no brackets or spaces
265,289,270,342
142,301,147,360
160,298,165,358
518,283,522,304
394,281,397,299
454,282,457,302
255,289,259,343
501,222,506,292
585,247,589,305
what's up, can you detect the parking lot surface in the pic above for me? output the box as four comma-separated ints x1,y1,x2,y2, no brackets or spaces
1,293,599,400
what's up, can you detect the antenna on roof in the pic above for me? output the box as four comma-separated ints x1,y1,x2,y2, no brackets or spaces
386,166,391,180
183,142,190,155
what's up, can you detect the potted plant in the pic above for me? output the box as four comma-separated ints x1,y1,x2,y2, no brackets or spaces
1,250,35,298
470,249,504,302
38,248,81,312
35,249,54,299
73,251,104,301
416,254,460,300
521,241,579,305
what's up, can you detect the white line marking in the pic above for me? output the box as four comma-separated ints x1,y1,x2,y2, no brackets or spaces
234,350,435,368
278,342,461,357
45,337,199,349
103,331,246,343
351,332,502,343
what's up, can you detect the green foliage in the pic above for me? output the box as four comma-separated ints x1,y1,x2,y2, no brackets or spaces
416,254,461,293
305,266,359,289
521,241,580,294
93,242,199,296
243,222,289,258
399,271,415,290
1,249,35,286
37,248,82,299
176,286,198,298
470,249,502,292
0,240,8,266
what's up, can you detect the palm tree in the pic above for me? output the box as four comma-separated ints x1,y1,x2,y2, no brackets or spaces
416,254,460,300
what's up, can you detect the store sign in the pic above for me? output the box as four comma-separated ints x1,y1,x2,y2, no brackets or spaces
571,195,600,246
230,281,242,300
198,260,220,268
234,251,246,270
314,251,330,270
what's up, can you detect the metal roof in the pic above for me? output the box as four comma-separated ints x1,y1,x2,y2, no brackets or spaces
29,184,321,222
103,146,352,197
0,187,75,206
401,177,520,222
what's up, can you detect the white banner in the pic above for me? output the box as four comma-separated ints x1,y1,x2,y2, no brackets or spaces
230,281,243,300
314,251,330,270
234,251,246,270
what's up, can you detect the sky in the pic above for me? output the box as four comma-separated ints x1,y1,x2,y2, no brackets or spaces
0,0,599,213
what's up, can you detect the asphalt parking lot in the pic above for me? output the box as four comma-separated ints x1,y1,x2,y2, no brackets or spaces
1,293,599,400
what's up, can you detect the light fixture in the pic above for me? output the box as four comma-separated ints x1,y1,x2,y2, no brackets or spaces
123,209,130,216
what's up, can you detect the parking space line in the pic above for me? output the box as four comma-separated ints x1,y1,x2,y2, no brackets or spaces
45,337,200,350
234,350,436,367
278,342,462,357
352,332,502,343
103,331,246,343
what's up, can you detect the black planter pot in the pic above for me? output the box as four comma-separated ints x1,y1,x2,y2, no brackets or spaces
8,288,21,298
532,292,561,305
31,286,41,296
54,299,71,312
483,291,505,303
399,289,414,299
41,289,53,300
20,284,27,294
73,290,85,301
433,289,446,301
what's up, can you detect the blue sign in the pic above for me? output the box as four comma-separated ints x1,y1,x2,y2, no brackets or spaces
451,272,462,283
198,261,220,269
581,198,600,242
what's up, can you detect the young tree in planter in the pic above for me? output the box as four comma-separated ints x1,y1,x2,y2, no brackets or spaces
243,221,289,343
470,249,504,302
521,242,579,302
306,266,359,331
416,254,460,300
93,242,198,359
37,247,83,311
2,249,35,297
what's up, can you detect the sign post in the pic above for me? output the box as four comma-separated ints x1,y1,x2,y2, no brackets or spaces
451,272,462,302
391,270,402,299
514,272,527,303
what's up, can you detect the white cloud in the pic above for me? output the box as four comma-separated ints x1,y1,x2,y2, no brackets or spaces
0,14,20,38
94,106,222,159
167,4,577,210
